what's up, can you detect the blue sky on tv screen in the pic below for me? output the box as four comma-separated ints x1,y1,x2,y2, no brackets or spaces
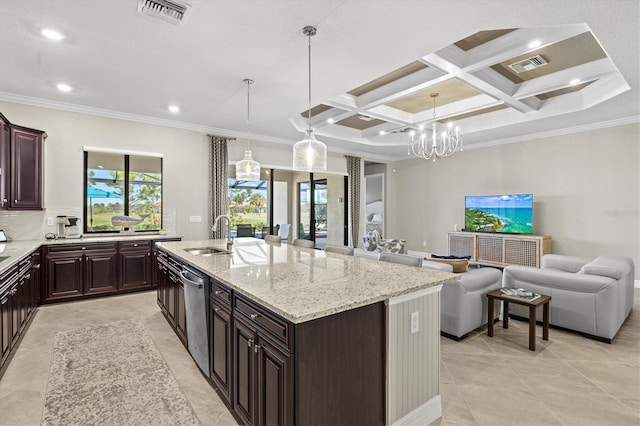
466,194,532,209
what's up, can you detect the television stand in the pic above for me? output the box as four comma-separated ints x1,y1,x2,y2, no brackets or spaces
448,231,551,268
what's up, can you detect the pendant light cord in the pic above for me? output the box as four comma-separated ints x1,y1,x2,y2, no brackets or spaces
307,30,312,132
247,79,251,150
243,78,253,150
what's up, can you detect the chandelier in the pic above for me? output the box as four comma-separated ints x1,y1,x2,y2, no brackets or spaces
293,25,327,172
236,78,261,180
408,93,463,161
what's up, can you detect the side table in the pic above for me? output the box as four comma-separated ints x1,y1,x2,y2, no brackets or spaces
486,289,551,351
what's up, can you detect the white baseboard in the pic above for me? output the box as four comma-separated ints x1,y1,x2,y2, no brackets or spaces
392,395,442,426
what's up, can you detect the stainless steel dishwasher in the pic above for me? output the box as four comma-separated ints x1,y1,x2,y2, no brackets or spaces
180,265,210,376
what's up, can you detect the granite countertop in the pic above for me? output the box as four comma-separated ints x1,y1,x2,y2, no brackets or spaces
156,238,458,324
0,234,181,275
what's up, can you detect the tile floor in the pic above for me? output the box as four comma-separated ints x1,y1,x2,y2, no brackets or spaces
0,291,638,425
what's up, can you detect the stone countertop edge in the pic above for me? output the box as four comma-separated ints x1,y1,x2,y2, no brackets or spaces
156,239,459,324
0,234,182,276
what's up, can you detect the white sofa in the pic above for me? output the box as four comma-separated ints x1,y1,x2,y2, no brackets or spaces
503,254,635,343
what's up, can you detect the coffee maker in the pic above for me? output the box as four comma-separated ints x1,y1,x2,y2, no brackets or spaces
66,216,82,239
56,216,69,238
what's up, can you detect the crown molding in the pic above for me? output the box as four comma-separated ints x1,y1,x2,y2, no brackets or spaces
0,92,294,147
462,115,640,152
1,92,637,163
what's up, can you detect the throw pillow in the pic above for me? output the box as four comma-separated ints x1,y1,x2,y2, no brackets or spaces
426,257,469,273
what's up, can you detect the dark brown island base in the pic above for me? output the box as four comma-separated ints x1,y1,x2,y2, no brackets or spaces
156,238,458,425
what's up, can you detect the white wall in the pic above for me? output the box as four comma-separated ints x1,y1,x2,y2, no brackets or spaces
0,101,346,241
387,123,640,276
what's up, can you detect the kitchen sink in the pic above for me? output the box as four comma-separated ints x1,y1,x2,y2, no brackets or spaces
184,247,231,256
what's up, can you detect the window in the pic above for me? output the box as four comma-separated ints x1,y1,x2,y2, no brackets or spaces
84,151,162,233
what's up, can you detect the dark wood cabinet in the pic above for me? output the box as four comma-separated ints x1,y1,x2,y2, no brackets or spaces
84,247,119,295
119,241,152,291
0,248,41,375
256,335,292,426
233,316,257,426
44,250,84,301
0,113,46,210
44,242,119,302
176,280,187,344
10,127,44,209
155,248,187,347
0,286,11,367
0,264,18,370
232,295,293,426
210,297,232,404
0,113,10,209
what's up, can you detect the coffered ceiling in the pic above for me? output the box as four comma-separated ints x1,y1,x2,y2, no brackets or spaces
290,22,632,152
0,1,638,162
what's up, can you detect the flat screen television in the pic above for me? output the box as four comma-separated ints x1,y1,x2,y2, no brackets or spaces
465,194,533,234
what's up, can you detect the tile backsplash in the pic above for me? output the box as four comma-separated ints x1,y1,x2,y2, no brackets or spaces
0,207,176,241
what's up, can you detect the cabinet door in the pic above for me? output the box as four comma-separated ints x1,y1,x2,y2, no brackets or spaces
120,248,152,291
0,116,9,209
156,263,166,312
17,274,28,333
85,249,119,295
10,285,19,347
45,251,84,301
166,270,177,327
0,290,11,367
257,337,293,426
151,248,159,287
234,317,257,426
29,254,41,316
176,281,187,345
10,127,43,209
210,300,232,404
257,335,293,426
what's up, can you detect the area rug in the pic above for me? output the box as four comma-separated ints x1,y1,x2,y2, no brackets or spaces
42,319,201,426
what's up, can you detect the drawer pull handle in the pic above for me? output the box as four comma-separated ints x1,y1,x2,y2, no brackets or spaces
214,307,221,313
133,243,138,247
214,290,222,295
82,247,86,250
250,313,260,320
247,338,253,347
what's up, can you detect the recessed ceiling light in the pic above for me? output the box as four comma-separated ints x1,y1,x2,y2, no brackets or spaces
327,118,335,124
168,105,180,113
56,83,72,92
42,28,65,41
379,130,386,135
528,40,542,49
569,78,581,85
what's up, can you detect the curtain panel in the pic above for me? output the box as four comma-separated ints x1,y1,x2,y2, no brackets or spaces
209,135,230,239
346,155,362,248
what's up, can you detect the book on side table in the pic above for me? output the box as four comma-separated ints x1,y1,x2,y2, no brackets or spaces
501,287,542,302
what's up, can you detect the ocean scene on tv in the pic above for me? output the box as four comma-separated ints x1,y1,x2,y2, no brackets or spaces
465,194,533,234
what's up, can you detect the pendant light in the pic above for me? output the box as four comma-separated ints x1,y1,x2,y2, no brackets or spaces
236,78,261,180
293,25,327,172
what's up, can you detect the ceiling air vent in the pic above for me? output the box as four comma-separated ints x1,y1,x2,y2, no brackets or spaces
358,115,375,122
137,0,191,25
508,55,548,73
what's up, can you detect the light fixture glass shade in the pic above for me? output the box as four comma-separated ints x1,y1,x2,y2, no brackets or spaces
293,129,327,172
236,150,261,180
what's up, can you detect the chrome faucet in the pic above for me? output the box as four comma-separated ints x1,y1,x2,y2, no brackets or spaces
212,215,233,248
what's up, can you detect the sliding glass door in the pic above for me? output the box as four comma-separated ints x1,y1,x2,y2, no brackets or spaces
298,174,345,249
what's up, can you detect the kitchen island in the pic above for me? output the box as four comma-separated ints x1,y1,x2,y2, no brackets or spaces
156,238,458,425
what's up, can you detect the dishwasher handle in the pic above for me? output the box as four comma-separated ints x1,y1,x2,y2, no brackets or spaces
180,269,205,289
